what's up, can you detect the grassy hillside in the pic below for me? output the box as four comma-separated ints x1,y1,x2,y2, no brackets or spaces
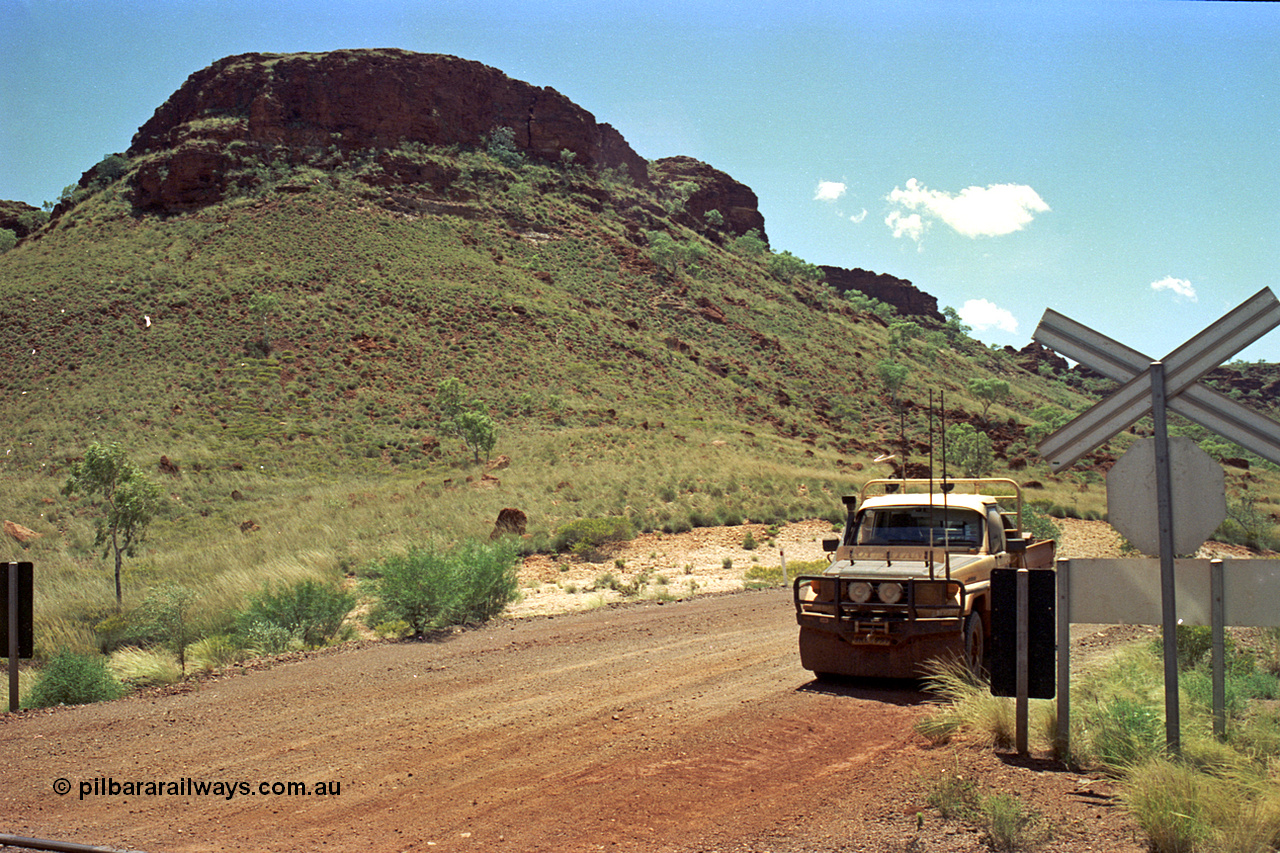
2,136,1266,649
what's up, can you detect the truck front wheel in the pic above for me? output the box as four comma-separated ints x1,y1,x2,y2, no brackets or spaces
963,612,986,678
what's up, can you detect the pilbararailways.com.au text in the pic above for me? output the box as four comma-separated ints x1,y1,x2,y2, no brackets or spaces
61,777,342,801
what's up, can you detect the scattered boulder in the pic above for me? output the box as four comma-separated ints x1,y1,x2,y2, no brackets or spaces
4,520,40,544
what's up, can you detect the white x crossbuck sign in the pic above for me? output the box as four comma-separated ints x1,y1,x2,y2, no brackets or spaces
1032,287,1280,471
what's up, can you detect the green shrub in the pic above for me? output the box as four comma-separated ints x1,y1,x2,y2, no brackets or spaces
742,563,785,589
364,540,519,634
239,620,294,655
236,578,355,649
729,228,767,257
24,649,125,708
137,583,199,673
1021,501,1062,546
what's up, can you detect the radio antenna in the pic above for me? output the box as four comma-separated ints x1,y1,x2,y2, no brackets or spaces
941,391,951,580
928,391,936,579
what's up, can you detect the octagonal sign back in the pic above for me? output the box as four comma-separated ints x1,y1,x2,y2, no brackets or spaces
1107,436,1226,556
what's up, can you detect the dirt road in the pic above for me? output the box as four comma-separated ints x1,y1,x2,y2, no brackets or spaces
3,585,1143,853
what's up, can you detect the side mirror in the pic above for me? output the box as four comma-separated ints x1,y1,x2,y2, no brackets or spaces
822,538,840,553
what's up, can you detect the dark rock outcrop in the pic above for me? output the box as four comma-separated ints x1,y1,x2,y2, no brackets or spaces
1008,342,1070,376
127,49,651,212
0,200,46,238
820,266,943,322
650,156,768,242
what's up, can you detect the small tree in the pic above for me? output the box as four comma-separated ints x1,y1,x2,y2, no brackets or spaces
942,306,972,341
889,320,923,356
435,377,469,431
876,359,910,405
486,126,525,169
455,410,497,463
968,378,1011,421
435,378,498,463
63,443,161,608
944,423,994,478
248,292,281,355
646,230,681,275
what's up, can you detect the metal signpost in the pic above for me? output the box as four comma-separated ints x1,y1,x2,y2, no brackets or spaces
1033,287,1280,752
4,561,35,712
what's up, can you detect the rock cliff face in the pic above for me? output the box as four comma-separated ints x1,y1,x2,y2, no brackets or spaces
126,49,650,212
819,265,943,322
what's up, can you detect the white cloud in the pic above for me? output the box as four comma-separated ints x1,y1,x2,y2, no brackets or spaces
814,180,846,202
885,178,1049,243
885,210,924,244
958,298,1019,334
1151,275,1197,302
850,208,868,224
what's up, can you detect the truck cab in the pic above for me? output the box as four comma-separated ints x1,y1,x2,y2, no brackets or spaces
794,478,1055,679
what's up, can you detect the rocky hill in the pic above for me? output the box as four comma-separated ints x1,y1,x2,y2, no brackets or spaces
34,50,965,319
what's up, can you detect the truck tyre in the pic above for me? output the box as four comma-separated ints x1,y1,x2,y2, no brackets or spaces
963,612,986,678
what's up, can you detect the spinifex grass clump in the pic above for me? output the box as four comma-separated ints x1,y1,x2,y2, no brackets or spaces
107,646,182,687
915,656,1043,751
363,539,520,634
552,516,634,560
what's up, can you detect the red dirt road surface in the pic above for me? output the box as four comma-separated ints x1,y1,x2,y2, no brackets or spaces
3,589,1144,853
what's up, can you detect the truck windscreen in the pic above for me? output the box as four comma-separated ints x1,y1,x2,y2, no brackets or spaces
850,507,985,549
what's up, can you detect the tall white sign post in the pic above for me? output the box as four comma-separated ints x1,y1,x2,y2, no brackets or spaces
1033,287,1280,752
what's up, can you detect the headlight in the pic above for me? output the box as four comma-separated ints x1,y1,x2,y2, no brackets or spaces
914,581,960,607
808,579,835,600
847,581,873,603
878,582,904,605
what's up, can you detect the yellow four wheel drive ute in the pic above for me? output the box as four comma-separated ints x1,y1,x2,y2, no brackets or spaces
794,478,1056,679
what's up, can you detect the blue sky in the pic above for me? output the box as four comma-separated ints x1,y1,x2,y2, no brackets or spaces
3,0,1278,359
